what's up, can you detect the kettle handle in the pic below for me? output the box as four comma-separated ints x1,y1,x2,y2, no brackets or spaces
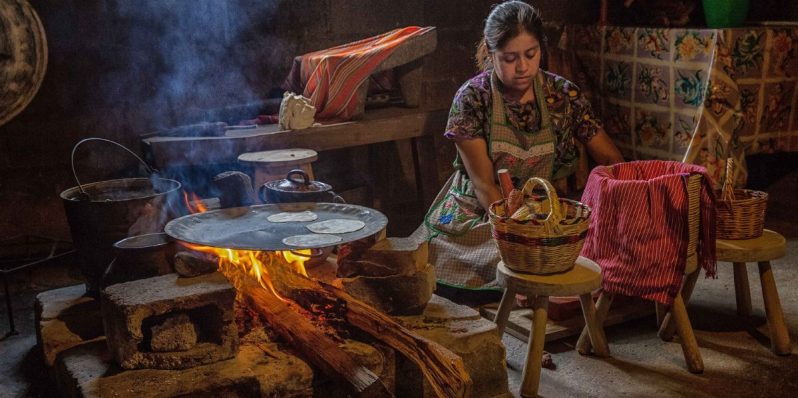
286,169,311,185
257,183,269,203
329,191,346,204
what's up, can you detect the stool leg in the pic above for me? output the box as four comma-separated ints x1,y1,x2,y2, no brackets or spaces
659,269,700,341
733,262,752,317
655,302,667,328
577,291,613,355
520,296,549,398
494,284,518,337
579,293,610,357
758,261,791,355
671,291,704,373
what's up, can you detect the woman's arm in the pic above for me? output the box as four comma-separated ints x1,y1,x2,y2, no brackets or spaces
455,138,504,211
585,127,624,165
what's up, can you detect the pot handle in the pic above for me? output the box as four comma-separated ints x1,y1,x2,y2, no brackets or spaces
257,183,269,203
286,169,311,185
71,137,157,197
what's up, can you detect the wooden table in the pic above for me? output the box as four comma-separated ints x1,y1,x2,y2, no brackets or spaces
142,107,447,208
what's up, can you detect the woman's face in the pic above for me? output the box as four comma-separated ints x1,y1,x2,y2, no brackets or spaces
491,30,541,99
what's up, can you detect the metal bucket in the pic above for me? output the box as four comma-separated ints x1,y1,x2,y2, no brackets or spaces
60,138,182,295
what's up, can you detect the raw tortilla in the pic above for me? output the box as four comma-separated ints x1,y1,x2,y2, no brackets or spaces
267,210,318,223
306,219,366,234
282,234,342,247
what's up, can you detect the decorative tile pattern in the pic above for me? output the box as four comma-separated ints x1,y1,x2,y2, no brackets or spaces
563,25,798,187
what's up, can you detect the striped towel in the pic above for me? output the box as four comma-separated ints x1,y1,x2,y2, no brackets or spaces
580,161,717,305
282,26,434,121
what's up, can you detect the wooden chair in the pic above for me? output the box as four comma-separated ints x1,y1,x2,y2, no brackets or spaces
576,173,705,373
493,257,609,398
718,229,790,355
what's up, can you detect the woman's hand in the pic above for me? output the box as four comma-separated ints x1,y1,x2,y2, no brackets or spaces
586,128,625,165
455,138,504,211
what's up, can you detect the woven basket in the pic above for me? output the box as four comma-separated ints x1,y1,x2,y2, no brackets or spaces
716,158,768,240
488,177,591,274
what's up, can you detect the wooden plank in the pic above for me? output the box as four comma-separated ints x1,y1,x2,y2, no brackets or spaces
142,108,447,168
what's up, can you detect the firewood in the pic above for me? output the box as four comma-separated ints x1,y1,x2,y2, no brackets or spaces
337,237,428,278
173,251,218,277
263,259,472,398
241,284,391,397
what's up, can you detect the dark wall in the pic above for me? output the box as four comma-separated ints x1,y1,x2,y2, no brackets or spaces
0,0,596,240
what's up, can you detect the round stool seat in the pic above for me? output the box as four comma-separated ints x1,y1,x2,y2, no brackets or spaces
496,256,601,297
716,229,786,263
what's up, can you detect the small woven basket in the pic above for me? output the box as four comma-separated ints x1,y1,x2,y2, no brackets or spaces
716,158,768,240
488,177,591,274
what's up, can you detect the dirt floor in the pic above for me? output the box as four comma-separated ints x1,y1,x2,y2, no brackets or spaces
2,165,797,398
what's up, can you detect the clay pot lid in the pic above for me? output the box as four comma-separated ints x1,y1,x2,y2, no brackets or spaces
238,148,318,166
0,1,48,128
266,169,330,192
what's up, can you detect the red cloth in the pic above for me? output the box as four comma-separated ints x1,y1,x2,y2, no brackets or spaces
282,26,434,121
580,161,717,305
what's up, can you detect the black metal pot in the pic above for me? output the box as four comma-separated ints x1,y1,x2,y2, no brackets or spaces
258,169,343,204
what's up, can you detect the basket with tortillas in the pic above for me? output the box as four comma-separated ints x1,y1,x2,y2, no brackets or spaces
488,177,591,275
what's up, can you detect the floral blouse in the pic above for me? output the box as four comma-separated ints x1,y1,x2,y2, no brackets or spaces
444,70,601,176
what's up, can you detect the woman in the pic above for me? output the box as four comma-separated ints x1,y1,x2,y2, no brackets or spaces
412,0,624,290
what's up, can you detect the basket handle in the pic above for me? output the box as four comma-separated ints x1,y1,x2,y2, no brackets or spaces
71,137,157,196
520,177,564,227
721,158,736,202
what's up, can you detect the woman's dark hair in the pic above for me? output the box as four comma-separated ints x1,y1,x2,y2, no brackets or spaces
475,1,547,71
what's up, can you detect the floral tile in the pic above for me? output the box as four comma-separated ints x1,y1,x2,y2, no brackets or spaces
674,30,715,63
736,84,760,136
768,28,798,78
634,107,672,151
605,27,635,55
673,113,697,152
673,67,707,108
731,29,766,79
760,81,795,133
704,78,738,120
636,63,670,105
604,60,633,100
637,28,670,60
603,102,633,144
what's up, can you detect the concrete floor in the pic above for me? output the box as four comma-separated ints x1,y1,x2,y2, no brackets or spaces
1,167,796,397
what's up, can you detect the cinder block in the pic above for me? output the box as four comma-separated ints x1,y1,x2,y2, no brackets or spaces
100,272,238,370
395,295,511,398
56,329,314,398
35,284,105,368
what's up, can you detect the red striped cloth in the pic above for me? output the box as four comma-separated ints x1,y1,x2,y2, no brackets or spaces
580,161,717,305
282,26,434,121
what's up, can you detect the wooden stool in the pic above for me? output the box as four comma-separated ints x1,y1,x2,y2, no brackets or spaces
493,257,609,398
717,229,791,355
238,148,318,189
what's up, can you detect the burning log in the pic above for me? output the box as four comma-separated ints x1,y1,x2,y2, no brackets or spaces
174,250,219,277
241,283,391,397
263,257,472,398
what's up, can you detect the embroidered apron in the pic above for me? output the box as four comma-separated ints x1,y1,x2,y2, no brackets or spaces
414,72,558,289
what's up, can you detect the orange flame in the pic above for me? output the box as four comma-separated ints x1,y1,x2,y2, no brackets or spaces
180,191,310,301
183,191,208,213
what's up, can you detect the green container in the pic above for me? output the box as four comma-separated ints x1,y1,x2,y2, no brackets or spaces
703,0,750,28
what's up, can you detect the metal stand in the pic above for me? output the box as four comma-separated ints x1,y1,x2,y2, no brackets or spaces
0,235,75,341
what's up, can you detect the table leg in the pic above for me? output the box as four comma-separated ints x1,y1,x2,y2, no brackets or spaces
758,261,791,355
659,269,700,341
733,262,752,317
520,296,549,398
671,291,704,373
579,293,609,357
577,291,612,355
494,284,518,337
